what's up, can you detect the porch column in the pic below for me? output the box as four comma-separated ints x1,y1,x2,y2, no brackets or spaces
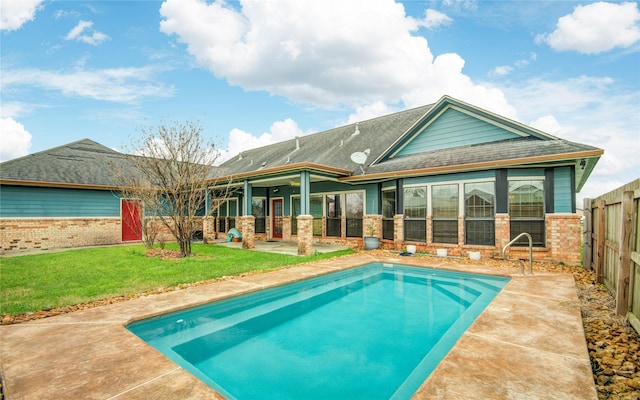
240,215,255,249
297,215,314,255
243,180,252,216
203,216,215,243
300,171,310,214
297,170,313,255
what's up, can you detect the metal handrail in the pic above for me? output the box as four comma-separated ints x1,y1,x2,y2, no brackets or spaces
502,232,533,275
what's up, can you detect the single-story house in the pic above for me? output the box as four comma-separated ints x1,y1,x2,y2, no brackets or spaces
0,95,603,263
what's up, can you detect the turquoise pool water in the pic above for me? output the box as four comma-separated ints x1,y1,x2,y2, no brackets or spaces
127,263,509,399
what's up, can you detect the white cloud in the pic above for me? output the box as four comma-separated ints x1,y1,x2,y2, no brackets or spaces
347,101,399,124
490,65,513,76
217,118,312,163
0,0,43,31
65,20,110,46
0,118,32,161
536,2,640,54
501,76,640,199
159,0,515,118
1,66,174,103
420,9,453,29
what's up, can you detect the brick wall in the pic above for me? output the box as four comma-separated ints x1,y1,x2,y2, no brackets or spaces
1,217,122,255
546,214,582,265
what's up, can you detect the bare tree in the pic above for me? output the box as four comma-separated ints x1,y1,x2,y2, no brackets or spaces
111,120,228,257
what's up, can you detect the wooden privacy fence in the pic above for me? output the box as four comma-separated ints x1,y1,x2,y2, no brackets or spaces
583,179,640,333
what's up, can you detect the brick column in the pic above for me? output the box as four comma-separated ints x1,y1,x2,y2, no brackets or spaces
547,214,582,265
202,216,215,243
239,215,255,249
297,215,314,255
495,213,510,252
393,214,404,251
457,216,465,246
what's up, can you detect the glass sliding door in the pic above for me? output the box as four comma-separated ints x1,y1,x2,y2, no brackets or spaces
345,192,363,237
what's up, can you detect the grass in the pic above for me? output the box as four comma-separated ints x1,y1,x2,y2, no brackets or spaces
0,243,353,316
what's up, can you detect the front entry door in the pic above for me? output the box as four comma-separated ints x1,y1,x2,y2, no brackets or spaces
272,199,283,239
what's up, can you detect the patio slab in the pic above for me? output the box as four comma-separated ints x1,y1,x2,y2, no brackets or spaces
0,253,597,399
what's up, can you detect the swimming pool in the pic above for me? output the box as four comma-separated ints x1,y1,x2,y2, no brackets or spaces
127,263,509,399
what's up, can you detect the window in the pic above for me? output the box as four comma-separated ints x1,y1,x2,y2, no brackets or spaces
432,184,458,244
464,182,495,246
403,187,426,242
345,192,363,237
509,180,545,246
326,194,342,237
382,190,395,240
217,201,227,233
291,196,301,235
310,195,323,236
228,199,237,230
252,198,266,234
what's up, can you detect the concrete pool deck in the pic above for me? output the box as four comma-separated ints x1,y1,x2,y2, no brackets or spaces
0,252,597,399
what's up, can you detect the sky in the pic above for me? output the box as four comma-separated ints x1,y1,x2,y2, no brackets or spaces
1,0,639,203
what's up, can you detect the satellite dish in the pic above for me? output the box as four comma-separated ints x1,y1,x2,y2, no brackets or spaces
350,151,367,165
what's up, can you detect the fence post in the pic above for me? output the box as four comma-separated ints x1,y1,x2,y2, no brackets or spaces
583,198,592,270
616,191,634,315
596,199,606,284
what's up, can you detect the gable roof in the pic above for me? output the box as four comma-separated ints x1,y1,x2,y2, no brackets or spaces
0,139,132,189
216,104,433,178
217,95,603,191
0,96,603,192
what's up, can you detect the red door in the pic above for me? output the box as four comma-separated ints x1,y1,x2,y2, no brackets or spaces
122,199,142,241
272,199,283,239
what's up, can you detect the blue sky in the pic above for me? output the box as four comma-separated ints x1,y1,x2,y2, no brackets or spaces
1,0,639,202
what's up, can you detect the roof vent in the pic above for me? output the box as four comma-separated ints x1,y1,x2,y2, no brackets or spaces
340,139,344,146
351,122,360,137
286,155,290,163
249,159,253,166
260,161,267,168
238,153,243,161
294,136,300,151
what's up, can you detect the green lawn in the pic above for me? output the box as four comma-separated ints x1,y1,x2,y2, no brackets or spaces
0,243,352,316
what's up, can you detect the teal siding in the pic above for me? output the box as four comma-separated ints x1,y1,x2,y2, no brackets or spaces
365,184,378,214
554,167,573,212
404,170,494,186
396,108,521,156
0,185,121,217
508,168,544,177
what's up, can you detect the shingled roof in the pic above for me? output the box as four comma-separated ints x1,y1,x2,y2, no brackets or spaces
216,96,603,191
1,96,603,192
217,104,433,177
0,139,131,187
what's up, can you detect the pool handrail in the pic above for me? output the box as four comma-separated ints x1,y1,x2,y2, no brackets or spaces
502,232,533,275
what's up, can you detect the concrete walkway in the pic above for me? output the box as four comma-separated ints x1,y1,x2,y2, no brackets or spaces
0,253,597,399
213,239,352,256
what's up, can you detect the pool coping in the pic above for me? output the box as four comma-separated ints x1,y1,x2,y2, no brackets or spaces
0,253,597,399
